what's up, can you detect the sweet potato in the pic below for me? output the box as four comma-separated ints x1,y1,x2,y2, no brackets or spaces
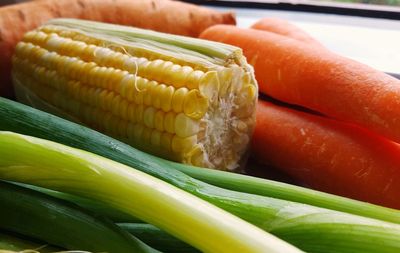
0,0,235,98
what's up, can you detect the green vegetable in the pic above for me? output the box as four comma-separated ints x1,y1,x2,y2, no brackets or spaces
172,162,400,224
17,183,140,222
0,131,303,253
0,180,157,253
0,231,60,252
2,98,400,252
119,223,198,253
1,97,400,224
6,93,400,227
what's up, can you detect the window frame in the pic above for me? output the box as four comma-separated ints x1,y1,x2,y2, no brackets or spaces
183,0,400,20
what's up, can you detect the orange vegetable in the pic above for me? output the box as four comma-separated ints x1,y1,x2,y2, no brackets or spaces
200,25,400,143
252,100,400,209
251,17,322,46
0,0,235,98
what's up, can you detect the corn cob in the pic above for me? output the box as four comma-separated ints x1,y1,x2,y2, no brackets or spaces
11,19,257,170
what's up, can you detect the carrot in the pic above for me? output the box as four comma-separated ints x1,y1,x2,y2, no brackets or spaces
252,100,400,209
251,17,322,46
0,0,235,98
200,25,400,143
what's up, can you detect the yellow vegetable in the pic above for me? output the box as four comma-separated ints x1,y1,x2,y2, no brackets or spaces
12,19,257,170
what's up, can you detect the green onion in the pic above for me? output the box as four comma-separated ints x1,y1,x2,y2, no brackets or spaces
0,232,60,252
119,223,198,253
0,131,304,253
0,180,157,253
172,162,400,224
17,183,140,222
2,98,400,252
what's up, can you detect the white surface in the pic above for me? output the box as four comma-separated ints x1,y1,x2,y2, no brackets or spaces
214,7,400,74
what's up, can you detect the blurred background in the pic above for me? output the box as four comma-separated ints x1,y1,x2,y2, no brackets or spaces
2,0,399,7
317,0,399,6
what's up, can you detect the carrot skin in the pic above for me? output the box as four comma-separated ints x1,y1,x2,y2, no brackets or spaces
0,0,235,98
251,17,322,46
252,100,400,209
200,25,400,143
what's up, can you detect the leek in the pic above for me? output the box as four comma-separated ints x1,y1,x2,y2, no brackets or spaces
16,183,140,222
172,162,400,224
2,97,399,225
0,131,303,253
119,223,198,253
0,181,156,253
2,99,400,252
0,232,60,252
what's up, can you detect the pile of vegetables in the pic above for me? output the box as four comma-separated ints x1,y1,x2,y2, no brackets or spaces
0,0,399,252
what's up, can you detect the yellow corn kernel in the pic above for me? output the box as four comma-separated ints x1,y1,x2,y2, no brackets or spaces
118,99,129,121
80,62,97,84
156,61,174,81
160,132,173,153
143,80,158,106
81,44,97,62
199,71,220,103
144,107,156,129
141,127,152,146
150,130,162,148
152,84,166,109
175,113,200,138
154,110,165,132
160,85,175,112
132,124,144,145
111,95,122,118
163,64,181,85
186,70,205,89
183,145,204,167
135,104,144,123
108,69,126,91
133,78,146,105
183,90,208,120
164,111,175,134
172,135,197,154
171,87,188,113
123,57,138,74
127,103,136,123
104,91,114,112
119,74,136,101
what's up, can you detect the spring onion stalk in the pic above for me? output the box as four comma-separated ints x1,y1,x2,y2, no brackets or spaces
0,232,60,252
171,161,400,224
2,99,400,252
16,183,140,222
2,97,400,225
0,131,304,253
119,223,198,253
0,251,90,253
0,181,156,253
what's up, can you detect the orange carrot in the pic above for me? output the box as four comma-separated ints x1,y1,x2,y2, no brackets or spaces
200,25,400,143
0,0,235,98
251,17,322,46
253,100,400,209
